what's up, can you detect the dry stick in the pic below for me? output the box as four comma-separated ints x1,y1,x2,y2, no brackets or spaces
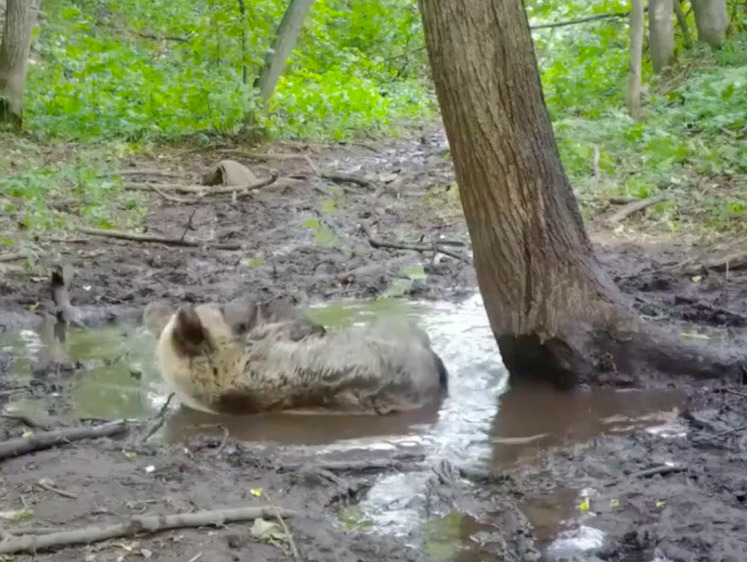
531,11,630,29
0,420,127,461
124,172,279,195
139,393,176,444
0,505,298,555
368,237,470,264
607,193,668,224
152,185,202,204
321,173,375,190
76,227,241,251
262,491,300,561
34,480,78,499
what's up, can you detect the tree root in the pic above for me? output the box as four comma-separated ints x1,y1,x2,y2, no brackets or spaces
0,420,128,461
321,173,376,190
0,505,298,555
498,321,747,389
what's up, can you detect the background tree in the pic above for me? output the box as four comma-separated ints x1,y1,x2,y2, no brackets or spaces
649,0,675,73
417,0,744,386
627,0,645,119
0,0,40,130
254,0,316,109
691,0,729,48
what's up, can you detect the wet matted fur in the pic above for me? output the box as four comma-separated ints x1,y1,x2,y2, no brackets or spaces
145,300,448,416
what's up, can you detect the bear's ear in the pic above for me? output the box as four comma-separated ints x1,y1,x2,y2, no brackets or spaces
172,305,209,357
143,302,173,339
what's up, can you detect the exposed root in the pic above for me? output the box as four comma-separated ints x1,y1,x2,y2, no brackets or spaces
123,171,278,195
321,173,376,190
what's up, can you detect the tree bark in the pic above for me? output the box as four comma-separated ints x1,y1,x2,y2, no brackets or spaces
649,0,675,73
691,0,729,48
417,0,745,387
627,0,645,120
0,0,38,130
254,0,316,108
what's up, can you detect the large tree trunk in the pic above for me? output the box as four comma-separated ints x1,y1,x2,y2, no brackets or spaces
691,0,729,48
254,0,315,108
0,0,38,130
627,0,645,120
649,0,675,73
417,0,744,387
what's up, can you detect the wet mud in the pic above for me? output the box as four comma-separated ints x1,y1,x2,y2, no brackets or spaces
1,128,747,560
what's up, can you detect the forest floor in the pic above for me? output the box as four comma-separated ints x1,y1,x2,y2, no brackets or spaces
1,126,747,561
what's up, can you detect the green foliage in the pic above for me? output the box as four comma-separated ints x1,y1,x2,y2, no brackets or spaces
25,0,434,142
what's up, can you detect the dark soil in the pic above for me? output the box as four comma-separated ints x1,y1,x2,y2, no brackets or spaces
1,127,747,560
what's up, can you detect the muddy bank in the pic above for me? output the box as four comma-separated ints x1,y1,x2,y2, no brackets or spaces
497,384,747,561
2,129,747,561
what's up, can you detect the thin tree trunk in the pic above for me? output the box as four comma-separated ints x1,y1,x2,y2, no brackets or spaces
649,0,675,73
237,0,248,84
254,0,315,108
627,0,645,120
0,0,39,130
691,0,729,47
674,0,693,47
417,0,745,386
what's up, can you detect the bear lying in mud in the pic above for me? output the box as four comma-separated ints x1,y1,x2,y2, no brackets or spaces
143,296,448,416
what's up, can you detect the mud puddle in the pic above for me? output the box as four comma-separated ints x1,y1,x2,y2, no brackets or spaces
0,295,686,560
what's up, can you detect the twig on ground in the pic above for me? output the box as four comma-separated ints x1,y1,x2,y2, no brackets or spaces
0,505,298,555
124,172,279,195
607,193,668,223
262,491,300,561
0,420,128,461
139,393,175,444
367,235,471,264
76,227,241,251
321,173,375,190
605,463,685,487
0,253,25,263
34,480,78,499
629,464,685,479
722,388,747,399
187,553,203,562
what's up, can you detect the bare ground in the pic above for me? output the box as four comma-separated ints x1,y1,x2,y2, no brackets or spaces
1,128,747,560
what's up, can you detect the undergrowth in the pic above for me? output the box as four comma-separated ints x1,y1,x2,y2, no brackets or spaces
0,0,745,242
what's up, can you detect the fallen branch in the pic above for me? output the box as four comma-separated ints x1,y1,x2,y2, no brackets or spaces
124,171,278,195
321,173,375,190
607,193,669,223
76,227,241,251
102,169,185,179
368,236,471,264
605,463,685,487
35,480,78,499
0,420,128,461
0,505,298,555
0,252,25,263
681,251,747,275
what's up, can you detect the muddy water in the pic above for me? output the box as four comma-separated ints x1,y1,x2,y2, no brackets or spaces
0,295,686,560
